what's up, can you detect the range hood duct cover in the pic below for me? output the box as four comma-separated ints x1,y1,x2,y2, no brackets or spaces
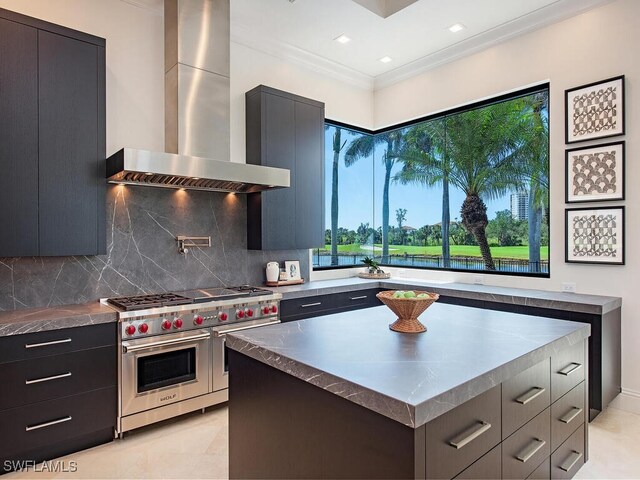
107,148,289,192
106,0,290,193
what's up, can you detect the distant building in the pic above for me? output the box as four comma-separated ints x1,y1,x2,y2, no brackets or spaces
510,191,529,221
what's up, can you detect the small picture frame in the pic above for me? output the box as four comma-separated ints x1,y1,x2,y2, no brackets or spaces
565,75,625,144
284,261,301,281
565,141,625,203
565,206,625,265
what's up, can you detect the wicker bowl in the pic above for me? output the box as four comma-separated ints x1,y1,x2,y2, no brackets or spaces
376,290,440,333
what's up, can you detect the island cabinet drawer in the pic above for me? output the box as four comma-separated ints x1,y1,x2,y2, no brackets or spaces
425,385,501,480
527,458,550,479
502,358,551,439
502,407,551,480
453,444,501,480
551,341,585,403
551,382,585,452
0,323,116,364
551,424,585,479
0,386,116,460
0,345,116,411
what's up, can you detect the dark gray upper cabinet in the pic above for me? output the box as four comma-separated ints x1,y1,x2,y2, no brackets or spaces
246,85,325,250
0,8,106,257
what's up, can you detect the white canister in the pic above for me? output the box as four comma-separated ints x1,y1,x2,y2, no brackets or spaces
265,262,280,282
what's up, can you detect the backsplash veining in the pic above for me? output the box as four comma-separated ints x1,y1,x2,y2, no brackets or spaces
0,185,309,310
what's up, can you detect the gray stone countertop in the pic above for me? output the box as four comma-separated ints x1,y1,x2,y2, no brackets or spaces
0,301,117,337
274,277,621,315
226,303,590,428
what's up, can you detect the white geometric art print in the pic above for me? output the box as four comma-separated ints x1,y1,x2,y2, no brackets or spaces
565,141,625,203
565,76,625,144
565,207,624,265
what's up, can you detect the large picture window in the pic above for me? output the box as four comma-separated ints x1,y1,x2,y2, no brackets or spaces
314,85,550,277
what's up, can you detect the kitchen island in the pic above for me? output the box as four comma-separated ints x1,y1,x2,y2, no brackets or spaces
226,303,590,479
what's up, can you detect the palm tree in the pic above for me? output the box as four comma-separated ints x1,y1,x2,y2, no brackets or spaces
345,130,404,263
327,125,347,266
393,119,452,267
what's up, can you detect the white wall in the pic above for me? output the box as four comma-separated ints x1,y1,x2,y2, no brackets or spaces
370,0,638,406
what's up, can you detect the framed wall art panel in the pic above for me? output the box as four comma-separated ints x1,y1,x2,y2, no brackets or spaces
565,75,625,144
565,206,625,265
565,141,625,203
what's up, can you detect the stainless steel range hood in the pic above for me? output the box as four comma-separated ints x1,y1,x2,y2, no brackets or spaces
106,0,289,193
107,148,289,193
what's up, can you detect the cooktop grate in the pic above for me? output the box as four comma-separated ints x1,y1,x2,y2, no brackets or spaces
107,293,193,311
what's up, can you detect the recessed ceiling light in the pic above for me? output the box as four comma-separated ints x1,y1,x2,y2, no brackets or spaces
448,23,466,33
379,56,392,63
334,34,351,44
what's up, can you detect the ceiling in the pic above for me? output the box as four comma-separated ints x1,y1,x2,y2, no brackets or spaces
125,0,611,90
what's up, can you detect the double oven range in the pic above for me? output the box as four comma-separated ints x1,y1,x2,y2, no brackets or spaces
105,286,281,434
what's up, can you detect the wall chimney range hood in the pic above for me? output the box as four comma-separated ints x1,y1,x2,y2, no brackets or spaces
106,0,290,193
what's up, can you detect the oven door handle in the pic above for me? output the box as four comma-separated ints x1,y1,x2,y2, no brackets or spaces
122,331,211,353
213,320,281,337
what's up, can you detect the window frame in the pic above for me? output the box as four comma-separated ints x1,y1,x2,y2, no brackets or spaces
315,83,551,279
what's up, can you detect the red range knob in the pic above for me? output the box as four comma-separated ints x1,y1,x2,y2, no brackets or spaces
125,325,136,336
236,309,245,319
174,318,183,329
271,305,278,313
161,320,172,330
246,309,254,317
219,312,228,321
138,323,149,334
194,315,204,325
263,306,270,315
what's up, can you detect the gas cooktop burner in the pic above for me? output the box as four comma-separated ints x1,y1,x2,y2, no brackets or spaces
107,293,192,311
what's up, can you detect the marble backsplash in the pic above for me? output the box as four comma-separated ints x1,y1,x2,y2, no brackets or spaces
0,185,310,311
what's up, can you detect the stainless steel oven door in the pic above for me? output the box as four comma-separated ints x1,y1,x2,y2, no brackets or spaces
121,329,211,416
212,318,280,392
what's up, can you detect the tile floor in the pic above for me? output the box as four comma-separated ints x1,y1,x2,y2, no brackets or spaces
5,405,639,479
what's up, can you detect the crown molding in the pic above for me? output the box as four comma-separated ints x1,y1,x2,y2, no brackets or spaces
373,0,614,90
119,0,163,14
231,22,375,91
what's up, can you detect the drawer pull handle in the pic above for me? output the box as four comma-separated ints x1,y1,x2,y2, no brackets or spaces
558,363,582,376
26,416,72,432
559,450,583,472
559,407,583,424
350,296,368,301
515,387,546,405
515,438,546,463
25,372,72,385
449,421,492,449
300,302,322,308
25,338,72,349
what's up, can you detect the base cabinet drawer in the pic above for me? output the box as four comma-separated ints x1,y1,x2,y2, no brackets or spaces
551,424,585,479
0,386,116,461
527,458,550,480
502,408,551,480
279,295,334,321
551,341,585,403
503,359,551,439
454,444,501,480
0,345,116,411
551,382,585,452
425,385,501,479
0,323,116,364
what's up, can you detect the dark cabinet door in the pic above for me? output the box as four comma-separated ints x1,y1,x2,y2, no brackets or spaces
294,100,324,248
0,18,39,256
38,31,102,256
263,93,297,250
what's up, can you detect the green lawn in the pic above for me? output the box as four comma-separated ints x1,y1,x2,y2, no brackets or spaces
320,244,549,260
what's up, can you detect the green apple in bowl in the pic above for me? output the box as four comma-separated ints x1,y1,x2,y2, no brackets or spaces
403,291,417,298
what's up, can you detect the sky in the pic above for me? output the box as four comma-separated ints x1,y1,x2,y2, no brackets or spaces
323,128,511,231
